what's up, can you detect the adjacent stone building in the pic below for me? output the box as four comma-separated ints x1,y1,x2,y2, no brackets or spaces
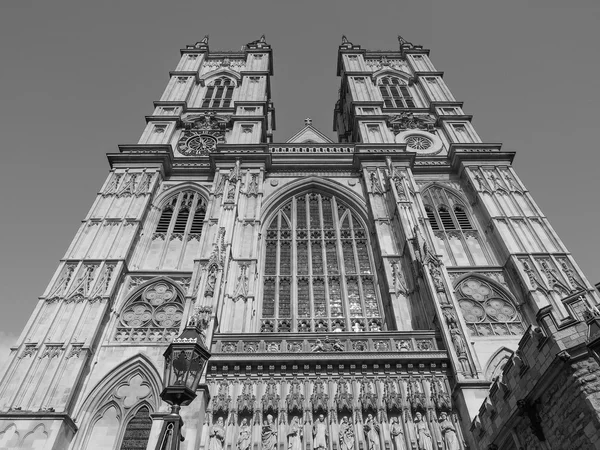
1,35,599,450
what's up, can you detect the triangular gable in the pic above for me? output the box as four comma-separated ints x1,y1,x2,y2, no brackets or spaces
286,123,334,144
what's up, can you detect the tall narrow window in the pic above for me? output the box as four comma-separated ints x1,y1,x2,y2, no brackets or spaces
143,190,207,270
422,186,493,266
120,406,152,450
378,76,416,108
261,192,382,333
202,77,235,108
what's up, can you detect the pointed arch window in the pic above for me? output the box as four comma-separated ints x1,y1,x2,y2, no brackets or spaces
82,372,156,450
202,77,235,108
144,190,206,270
114,281,184,343
455,277,525,337
422,186,493,266
261,192,383,333
378,76,416,108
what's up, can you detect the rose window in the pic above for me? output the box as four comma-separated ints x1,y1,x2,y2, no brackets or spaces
456,278,524,337
115,281,184,343
405,135,433,150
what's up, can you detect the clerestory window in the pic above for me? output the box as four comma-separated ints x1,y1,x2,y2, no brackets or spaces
261,192,383,333
378,76,416,108
202,76,235,108
422,186,493,266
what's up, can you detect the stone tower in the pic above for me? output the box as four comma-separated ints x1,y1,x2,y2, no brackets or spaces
1,35,599,450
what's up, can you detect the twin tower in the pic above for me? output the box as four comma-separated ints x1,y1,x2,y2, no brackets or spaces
1,35,600,450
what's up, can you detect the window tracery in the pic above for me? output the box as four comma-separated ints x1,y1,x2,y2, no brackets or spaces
114,281,184,343
455,277,524,337
202,76,235,108
261,192,382,333
83,373,155,450
378,76,415,108
422,186,492,266
144,190,206,270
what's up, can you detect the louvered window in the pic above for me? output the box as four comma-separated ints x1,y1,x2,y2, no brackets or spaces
202,77,235,108
423,186,493,267
141,190,207,270
261,192,383,333
378,76,416,108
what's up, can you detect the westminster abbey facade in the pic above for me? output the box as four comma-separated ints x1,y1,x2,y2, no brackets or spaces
1,35,600,450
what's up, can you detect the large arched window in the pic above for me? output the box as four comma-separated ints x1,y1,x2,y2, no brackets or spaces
378,76,415,108
202,76,235,108
422,186,493,266
455,277,524,337
114,281,184,343
144,190,206,270
261,192,382,333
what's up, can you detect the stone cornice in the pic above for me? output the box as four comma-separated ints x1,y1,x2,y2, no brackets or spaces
0,411,78,434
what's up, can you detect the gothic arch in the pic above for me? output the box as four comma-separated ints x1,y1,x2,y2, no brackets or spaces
261,176,370,231
112,277,188,343
151,182,210,209
258,180,385,333
484,346,514,381
371,68,412,83
452,273,525,337
199,68,242,86
73,354,162,450
451,272,521,307
114,275,188,312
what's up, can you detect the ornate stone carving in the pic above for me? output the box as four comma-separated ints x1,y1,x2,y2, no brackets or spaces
286,376,305,415
383,377,403,413
310,377,329,413
363,414,381,450
407,377,426,414
335,378,353,414
413,412,434,450
261,377,280,415
261,414,278,450
386,112,435,135
430,377,451,413
339,416,355,450
231,264,250,302
237,379,256,416
360,378,377,413
311,337,344,352
213,381,231,416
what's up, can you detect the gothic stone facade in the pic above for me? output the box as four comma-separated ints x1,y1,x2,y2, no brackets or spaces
1,35,600,450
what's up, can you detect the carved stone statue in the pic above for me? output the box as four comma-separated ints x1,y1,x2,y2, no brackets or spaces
209,417,226,450
287,416,303,450
438,412,459,450
389,417,407,450
237,418,251,450
413,412,433,450
262,414,278,450
339,416,355,450
363,414,380,450
312,414,329,450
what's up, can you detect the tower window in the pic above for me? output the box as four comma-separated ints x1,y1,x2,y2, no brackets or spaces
423,186,493,267
142,190,207,270
202,77,235,108
261,192,383,333
378,76,415,108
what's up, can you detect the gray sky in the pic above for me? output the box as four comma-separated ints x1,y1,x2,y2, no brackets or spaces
0,0,599,351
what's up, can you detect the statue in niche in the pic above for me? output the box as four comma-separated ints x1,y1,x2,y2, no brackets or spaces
237,418,252,450
287,416,303,450
389,417,407,450
413,412,433,450
209,417,226,450
339,416,355,450
312,414,329,450
363,414,380,450
262,414,278,450
438,412,459,450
